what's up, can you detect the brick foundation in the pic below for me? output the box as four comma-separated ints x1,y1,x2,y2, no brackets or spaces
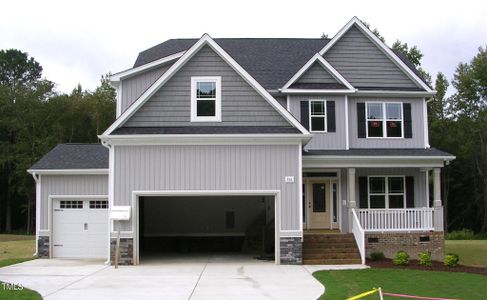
37,236,50,258
280,237,302,265
365,231,444,261
110,238,134,265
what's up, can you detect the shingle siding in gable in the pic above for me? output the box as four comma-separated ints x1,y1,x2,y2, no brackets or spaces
121,64,172,113
123,45,290,127
324,25,419,89
296,62,339,85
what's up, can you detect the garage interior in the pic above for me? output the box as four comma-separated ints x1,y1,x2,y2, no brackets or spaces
139,195,275,262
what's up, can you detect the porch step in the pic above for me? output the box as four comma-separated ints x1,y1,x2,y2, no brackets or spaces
303,233,361,265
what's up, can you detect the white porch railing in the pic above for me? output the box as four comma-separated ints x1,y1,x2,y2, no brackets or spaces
351,208,365,264
357,208,434,232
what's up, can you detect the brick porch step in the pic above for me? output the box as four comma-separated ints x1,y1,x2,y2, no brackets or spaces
303,233,361,265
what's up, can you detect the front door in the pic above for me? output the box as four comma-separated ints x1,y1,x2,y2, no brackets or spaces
308,181,331,229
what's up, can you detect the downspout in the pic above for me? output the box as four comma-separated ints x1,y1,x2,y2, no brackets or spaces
31,172,40,256
101,140,112,265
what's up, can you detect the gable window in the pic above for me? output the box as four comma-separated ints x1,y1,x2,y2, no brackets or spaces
191,76,221,122
366,102,403,138
309,100,327,132
368,176,406,209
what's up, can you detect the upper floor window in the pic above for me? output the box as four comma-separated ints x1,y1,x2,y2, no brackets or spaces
366,102,403,138
309,100,327,132
191,77,221,122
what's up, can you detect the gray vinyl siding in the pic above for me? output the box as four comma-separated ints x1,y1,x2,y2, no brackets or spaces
324,25,419,89
124,45,289,127
355,168,428,208
120,64,172,113
39,175,108,230
348,97,426,148
113,144,300,231
297,62,338,84
288,95,347,150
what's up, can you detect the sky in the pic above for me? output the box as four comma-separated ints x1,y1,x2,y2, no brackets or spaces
1,0,486,95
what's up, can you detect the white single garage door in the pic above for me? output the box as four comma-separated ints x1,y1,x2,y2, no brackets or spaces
53,199,108,259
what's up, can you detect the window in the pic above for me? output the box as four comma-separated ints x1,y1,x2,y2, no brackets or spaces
368,176,406,209
60,200,83,209
312,183,326,212
366,102,403,138
309,100,326,132
89,200,108,209
191,77,221,122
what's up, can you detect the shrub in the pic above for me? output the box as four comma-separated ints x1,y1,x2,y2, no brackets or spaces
418,251,432,266
446,229,476,240
369,252,386,261
393,251,409,266
444,253,460,267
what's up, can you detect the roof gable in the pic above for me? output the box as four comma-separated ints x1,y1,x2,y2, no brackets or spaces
319,17,433,92
102,35,310,137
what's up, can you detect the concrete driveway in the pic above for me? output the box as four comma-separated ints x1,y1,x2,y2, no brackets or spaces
0,255,326,300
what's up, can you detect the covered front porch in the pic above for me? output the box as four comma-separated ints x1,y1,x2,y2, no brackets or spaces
302,148,455,263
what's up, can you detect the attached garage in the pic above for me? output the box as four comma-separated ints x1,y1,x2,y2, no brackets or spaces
135,193,277,264
52,198,108,259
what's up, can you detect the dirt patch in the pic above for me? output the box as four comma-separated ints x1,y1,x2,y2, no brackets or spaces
367,259,486,275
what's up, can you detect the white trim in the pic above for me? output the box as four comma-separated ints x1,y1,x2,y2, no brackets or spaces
365,102,404,139
32,173,41,256
279,230,302,237
101,141,114,264
345,95,350,150
102,34,309,137
190,76,222,122
100,134,311,146
355,90,436,97
110,51,185,81
27,169,108,175
303,156,455,169
423,98,430,148
286,94,290,111
131,189,281,265
298,143,303,235
309,99,327,133
280,88,355,94
319,17,434,93
281,53,355,90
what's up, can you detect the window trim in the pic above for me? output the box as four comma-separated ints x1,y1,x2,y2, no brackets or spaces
308,99,327,133
367,175,407,209
190,76,222,122
365,102,404,139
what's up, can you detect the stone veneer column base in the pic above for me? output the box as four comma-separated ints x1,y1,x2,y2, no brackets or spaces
280,237,302,265
110,238,134,265
37,236,50,258
365,231,444,261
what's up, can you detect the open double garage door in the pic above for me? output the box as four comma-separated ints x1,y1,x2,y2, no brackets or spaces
137,195,277,263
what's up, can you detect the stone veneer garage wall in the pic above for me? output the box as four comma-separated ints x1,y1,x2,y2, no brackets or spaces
280,237,303,264
110,238,134,265
365,231,445,261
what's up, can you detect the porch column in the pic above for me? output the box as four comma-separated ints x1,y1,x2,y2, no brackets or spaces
348,168,356,232
433,168,444,231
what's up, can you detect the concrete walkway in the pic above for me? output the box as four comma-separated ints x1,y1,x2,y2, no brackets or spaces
0,255,326,300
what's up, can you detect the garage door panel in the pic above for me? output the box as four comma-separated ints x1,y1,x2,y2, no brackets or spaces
52,199,108,259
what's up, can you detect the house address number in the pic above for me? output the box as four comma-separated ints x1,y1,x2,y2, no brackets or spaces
284,176,295,183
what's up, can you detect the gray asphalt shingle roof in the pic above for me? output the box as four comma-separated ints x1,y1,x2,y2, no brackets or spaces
303,148,454,157
133,38,429,90
30,144,108,170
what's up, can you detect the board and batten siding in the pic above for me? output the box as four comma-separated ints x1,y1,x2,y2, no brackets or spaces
348,97,426,148
324,25,419,89
123,45,289,127
297,62,339,84
120,64,172,113
288,95,347,150
39,175,108,230
113,144,300,231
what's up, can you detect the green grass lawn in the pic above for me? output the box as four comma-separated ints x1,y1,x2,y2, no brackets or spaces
314,269,487,300
0,234,41,300
445,240,487,267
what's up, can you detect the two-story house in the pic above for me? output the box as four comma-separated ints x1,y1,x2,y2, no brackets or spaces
28,17,454,265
